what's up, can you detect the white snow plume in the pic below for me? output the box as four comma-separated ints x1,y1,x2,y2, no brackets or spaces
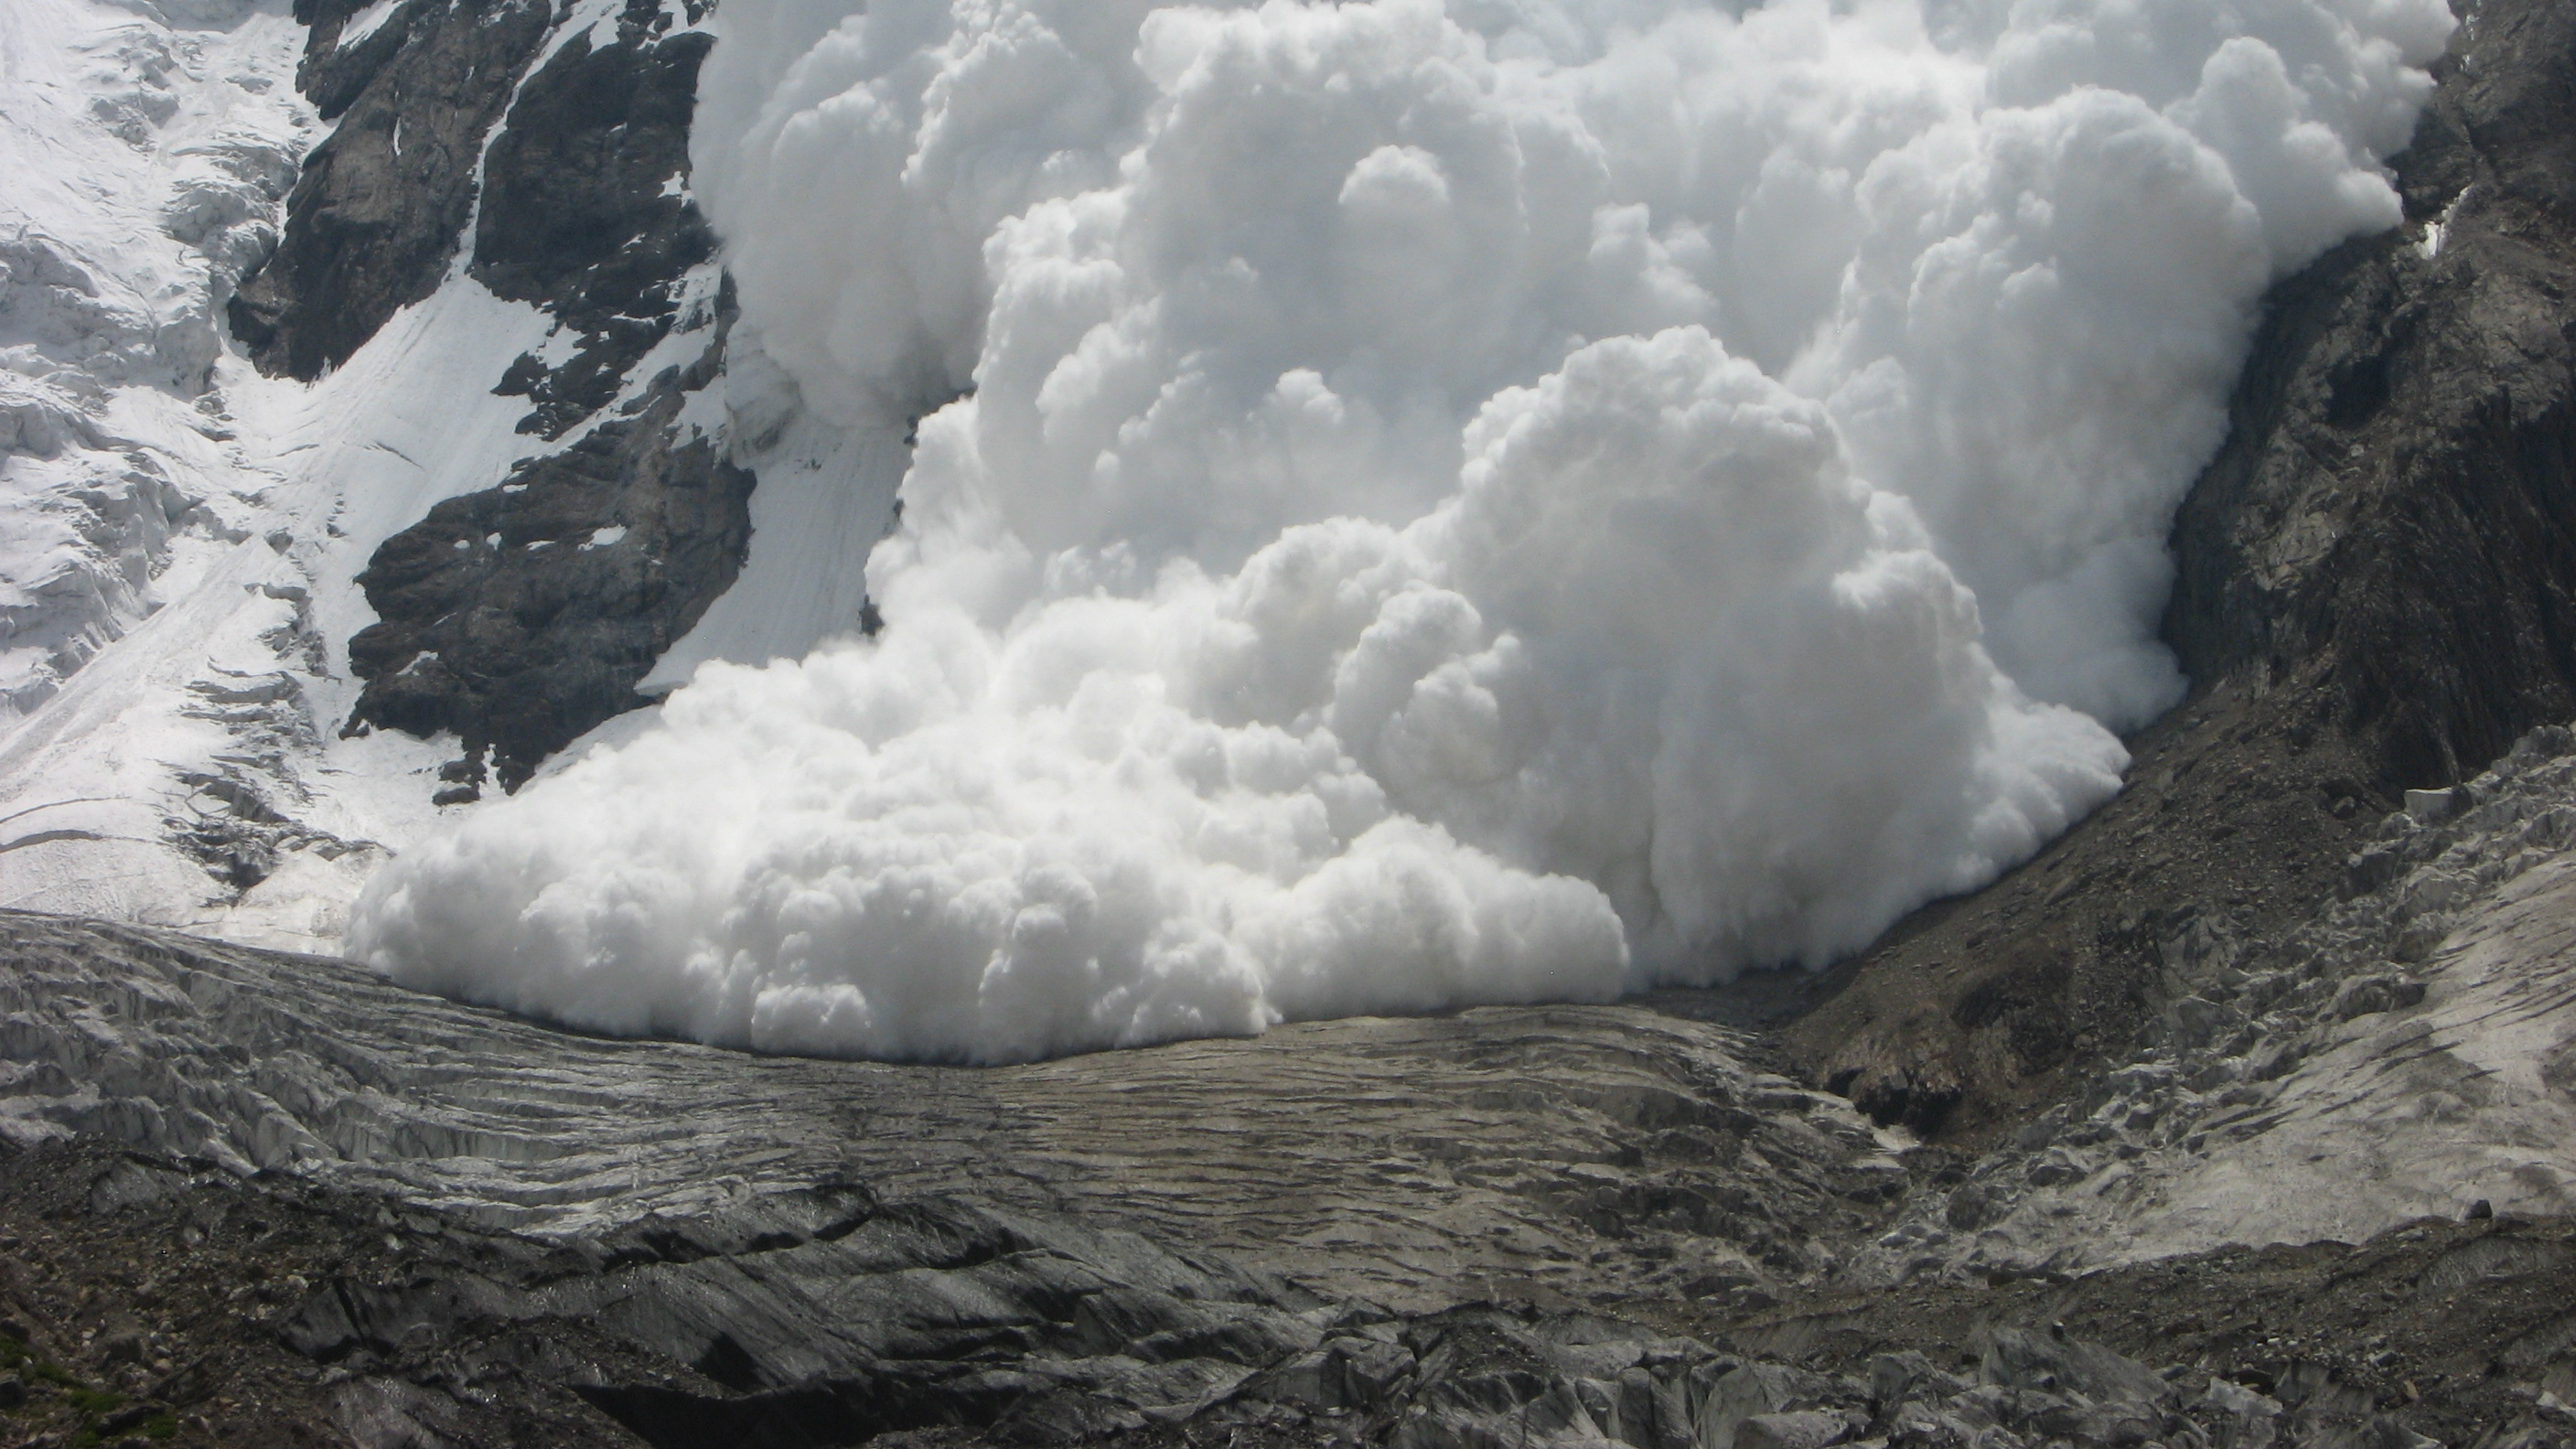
350,0,2451,1062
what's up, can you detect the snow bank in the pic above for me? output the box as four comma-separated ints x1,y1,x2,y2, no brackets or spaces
349,0,2452,1062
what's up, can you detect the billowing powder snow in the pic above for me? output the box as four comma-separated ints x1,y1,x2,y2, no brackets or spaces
348,0,2453,1062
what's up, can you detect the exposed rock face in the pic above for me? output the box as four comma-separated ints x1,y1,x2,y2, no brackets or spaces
228,0,557,380
2165,0,2576,793
344,352,754,791
225,0,761,790
1783,0,2576,1142
473,18,722,440
1841,724,2576,1283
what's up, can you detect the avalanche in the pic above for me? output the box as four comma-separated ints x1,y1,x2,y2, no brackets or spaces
348,0,2451,1061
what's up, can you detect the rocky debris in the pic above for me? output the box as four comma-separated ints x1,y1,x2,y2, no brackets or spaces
1727,1213,2576,1449
0,1137,664,1447
343,332,755,789
0,910,1907,1317
1837,724,2576,1283
8,1134,2571,1449
227,0,556,380
1784,0,2576,1143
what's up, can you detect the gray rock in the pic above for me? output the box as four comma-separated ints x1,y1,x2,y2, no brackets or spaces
1869,1351,1968,1413
2333,976,2428,1022
2200,1377,2283,1449
343,351,756,790
2406,789,2467,826
229,0,556,379
1981,1328,2172,1409
2170,996,2239,1050
2026,1150,2089,1187
1261,1335,1413,1411
1736,1410,1851,1449
470,24,720,441
2164,0,2576,790
225,0,775,796
1885,1401,1979,1449
1702,1364,1839,1449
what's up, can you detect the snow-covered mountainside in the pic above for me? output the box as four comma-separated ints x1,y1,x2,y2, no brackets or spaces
0,0,899,950
0,0,319,911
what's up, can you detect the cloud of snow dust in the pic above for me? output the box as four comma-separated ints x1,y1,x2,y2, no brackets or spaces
347,0,2452,1062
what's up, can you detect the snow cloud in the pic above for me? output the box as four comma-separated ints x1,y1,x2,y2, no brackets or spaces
348,0,2450,1062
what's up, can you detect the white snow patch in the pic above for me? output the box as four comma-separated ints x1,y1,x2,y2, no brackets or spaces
331,0,401,51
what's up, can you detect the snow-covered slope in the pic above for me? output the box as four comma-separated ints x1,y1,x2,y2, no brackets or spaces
0,0,310,715
0,0,896,950
0,0,348,938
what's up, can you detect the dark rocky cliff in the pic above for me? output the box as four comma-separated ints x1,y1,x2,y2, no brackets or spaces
225,0,756,795
229,0,557,380
2163,0,2576,793
344,350,755,793
1782,0,2576,1142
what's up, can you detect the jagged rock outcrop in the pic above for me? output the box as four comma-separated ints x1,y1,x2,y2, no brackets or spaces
2164,0,2576,793
473,16,722,440
228,0,558,379
1783,0,2576,1143
343,350,754,792
224,0,766,791
1841,724,2576,1283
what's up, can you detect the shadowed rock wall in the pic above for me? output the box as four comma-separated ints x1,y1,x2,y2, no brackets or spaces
1782,0,2576,1143
228,0,556,379
343,353,755,791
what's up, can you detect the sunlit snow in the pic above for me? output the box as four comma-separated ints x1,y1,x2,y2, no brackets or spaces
348,0,2453,1062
